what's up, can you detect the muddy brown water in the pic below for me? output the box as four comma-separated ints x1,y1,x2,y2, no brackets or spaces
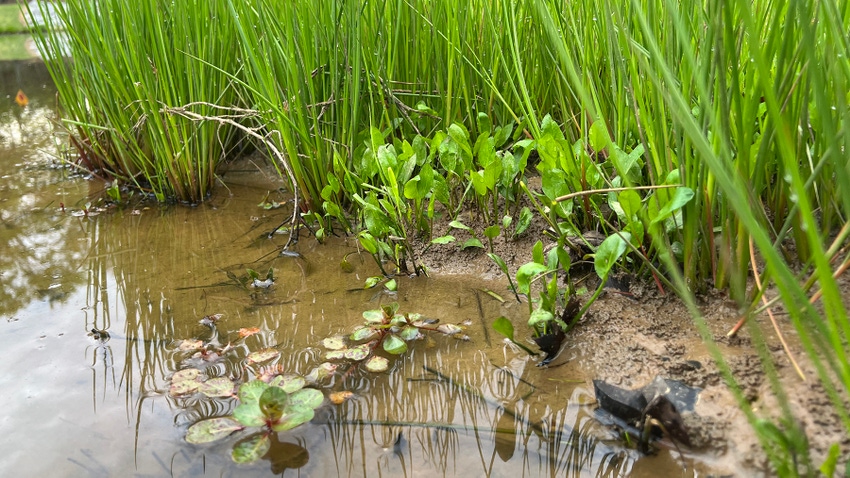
0,61,755,476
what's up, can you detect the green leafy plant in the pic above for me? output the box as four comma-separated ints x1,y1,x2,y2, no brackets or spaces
185,378,324,464
321,302,466,373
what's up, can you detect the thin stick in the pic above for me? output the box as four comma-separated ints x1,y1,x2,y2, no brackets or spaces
160,102,300,248
745,238,807,380
554,184,681,203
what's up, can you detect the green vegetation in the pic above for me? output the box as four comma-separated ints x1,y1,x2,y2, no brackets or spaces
28,0,850,473
0,4,25,34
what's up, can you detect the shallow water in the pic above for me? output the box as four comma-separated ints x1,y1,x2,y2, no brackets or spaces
0,61,712,477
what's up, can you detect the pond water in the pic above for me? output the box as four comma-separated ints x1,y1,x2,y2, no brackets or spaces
1,61,709,476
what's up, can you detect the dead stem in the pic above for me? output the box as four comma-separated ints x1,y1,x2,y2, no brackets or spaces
158,102,301,248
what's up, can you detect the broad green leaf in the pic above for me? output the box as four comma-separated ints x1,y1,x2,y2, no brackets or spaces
484,225,500,239
516,263,549,295
431,235,456,245
476,112,492,136
287,388,324,410
399,326,422,341
384,279,397,291
514,207,532,236
487,253,509,275
618,190,642,219
270,408,315,432
650,187,695,226
364,276,382,289
350,326,379,342
528,307,555,329
198,377,235,398
364,355,389,373
589,121,611,152
492,317,515,341
470,170,488,196
448,220,473,232
233,402,266,428
185,417,242,444
362,309,384,323
238,380,269,405
493,121,514,148
358,231,378,254
532,240,545,264
278,375,306,394
382,334,408,354
232,433,271,464
461,238,484,250
593,233,631,280
259,386,289,422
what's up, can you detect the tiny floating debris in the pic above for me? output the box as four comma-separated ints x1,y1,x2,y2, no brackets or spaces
593,376,699,450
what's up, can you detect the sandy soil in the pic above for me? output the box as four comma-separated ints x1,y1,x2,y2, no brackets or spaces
412,189,850,475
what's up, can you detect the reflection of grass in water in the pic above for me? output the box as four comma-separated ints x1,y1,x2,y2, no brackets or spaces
317,349,640,476
0,35,31,62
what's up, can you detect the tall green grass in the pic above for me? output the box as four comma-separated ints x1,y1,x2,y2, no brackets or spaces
30,0,849,472
27,0,242,203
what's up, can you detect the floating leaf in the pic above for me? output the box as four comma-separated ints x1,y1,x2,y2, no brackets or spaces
178,339,204,352
325,350,346,360
364,356,390,373
362,309,384,324
270,408,315,432
322,336,346,350
185,417,242,444
232,433,271,464
278,375,306,394
170,379,201,397
172,368,201,382
247,348,280,364
384,279,397,291
350,326,378,342
238,327,261,338
344,343,371,361
437,324,463,335
169,368,202,396
259,386,289,422
198,377,235,398
233,402,266,428
305,363,337,383
329,391,354,404
287,388,324,410
382,334,408,355
399,326,422,341
238,379,269,405
15,90,28,107
364,276,382,289
199,314,223,326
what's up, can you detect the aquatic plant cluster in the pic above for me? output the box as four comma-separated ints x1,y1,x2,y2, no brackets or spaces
28,0,850,474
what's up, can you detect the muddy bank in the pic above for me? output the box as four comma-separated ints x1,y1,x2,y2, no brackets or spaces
414,203,849,475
